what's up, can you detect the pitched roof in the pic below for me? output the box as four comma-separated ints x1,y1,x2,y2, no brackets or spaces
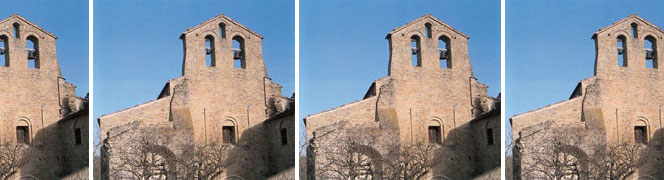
593,14,664,37
386,14,469,39
0,14,57,39
181,14,263,39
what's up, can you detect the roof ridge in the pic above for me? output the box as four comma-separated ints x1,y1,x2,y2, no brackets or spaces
387,14,469,39
181,14,263,39
0,14,57,39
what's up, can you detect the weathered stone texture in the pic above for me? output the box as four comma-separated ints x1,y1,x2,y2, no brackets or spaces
512,15,664,179
0,14,88,179
99,15,294,180
305,14,500,179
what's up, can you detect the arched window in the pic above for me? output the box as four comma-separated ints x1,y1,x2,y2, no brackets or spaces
635,119,648,144
219,23,226,39
439,35,451,68
645,35,657,69
13,23,20,38
232,36,245,69
425,23,432,38
222,119,236,144
26,36,39,69
0,35,8,66
16,119,30,144
280,121,288,145
631,23,638,39
204,35,215,67
428,119,442,144
410,35,421,67
617,35,627,67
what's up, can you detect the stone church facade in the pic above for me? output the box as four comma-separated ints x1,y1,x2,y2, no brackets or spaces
98,15,294,180
0,15,89,179
511,15,664,179
305,15,500,180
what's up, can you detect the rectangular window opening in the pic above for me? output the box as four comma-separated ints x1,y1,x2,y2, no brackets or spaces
75,128,82,145
486,128,494,145
280,128,288,145
634,126,647,144
222,126,236,144
428,126,441,144
16,126,29,144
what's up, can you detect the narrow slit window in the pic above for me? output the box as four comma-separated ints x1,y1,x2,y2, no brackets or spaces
222,126,236,144
75,128,82,145
634,126,647,144
26,36,39,69
232,36,245,69
0,36,7,66
281,128,288,145
486,128,494,145
204,35,215,67
428,126,441,144
425,23,432,38
16,126,29,144
617,35,627,67
13,23,20,38
219,23,226,38
631,23,638,39
439,36,451,68
645,36,657,69
411,36,421,67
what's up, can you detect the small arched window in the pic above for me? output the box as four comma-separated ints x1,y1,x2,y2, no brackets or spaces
219,23,226,39
645,35,657,69
410,36,421,67
439,35,451,68
617,35,627,67
425,23,432,38
631,23,638,39
204,35,215,67
13,23,20,38
0,35,8,66
74,120,83,145
26,36,39,69
428,119,442,144
232,36,246,69
280,121,288,145
222,119,237,144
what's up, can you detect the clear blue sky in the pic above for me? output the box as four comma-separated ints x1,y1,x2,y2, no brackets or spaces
0,1,89,97
506,0,664,146
300,0,501,145
93,0,294,148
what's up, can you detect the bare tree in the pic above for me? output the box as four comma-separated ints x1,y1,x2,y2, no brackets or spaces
313,128,445,180
106,126,242,180
0,143,35,180
520,128,651,180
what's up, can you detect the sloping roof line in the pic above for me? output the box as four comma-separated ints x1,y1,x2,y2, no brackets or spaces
181,14,263,39
593,14,664,37
387,14,469,39
0,14,57,39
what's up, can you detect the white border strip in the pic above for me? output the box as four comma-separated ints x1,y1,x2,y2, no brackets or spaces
88,0,94,179
500,0,506,178
294,0,300,178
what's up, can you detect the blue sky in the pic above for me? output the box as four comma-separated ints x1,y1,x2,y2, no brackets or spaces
506,0,664,146
300,0,501,145
93,0,294,148
0,1,88,97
